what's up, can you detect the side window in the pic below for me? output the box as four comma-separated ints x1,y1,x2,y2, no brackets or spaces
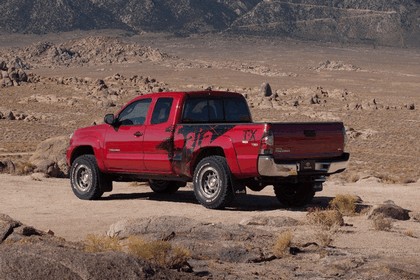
118,98,151,126
151,97,173,124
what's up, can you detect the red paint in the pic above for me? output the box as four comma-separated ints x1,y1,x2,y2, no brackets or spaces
67,91,348,182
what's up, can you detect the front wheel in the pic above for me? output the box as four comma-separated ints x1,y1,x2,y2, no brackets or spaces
274,183,315,207
193,156,234,209
70,154,110,200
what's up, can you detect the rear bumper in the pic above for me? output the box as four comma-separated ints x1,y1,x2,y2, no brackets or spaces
258,153,349,177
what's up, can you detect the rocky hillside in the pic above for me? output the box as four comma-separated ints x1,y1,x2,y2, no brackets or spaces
0,0,419,46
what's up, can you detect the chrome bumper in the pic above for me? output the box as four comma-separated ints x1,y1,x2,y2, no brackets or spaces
258,154,349,177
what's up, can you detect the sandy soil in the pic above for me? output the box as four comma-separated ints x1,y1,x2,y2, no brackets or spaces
1,173,419,278
0,31,419,278
0,173,418,247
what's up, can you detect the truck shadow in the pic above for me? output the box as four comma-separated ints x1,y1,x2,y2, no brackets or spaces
102,190,334,212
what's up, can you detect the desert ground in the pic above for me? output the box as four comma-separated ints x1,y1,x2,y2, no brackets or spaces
0,30,419,279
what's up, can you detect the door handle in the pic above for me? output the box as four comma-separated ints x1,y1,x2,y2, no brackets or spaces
134,131,143,137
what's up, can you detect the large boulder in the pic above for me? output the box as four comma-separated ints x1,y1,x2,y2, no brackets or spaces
29,135,70,177
368,201,410,221
0,214,194,280
108,216,276,263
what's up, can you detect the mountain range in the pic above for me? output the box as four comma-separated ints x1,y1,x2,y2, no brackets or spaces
0,0,419,47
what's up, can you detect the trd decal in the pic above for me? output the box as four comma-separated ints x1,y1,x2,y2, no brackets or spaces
172,125,235,175
243,129,257,141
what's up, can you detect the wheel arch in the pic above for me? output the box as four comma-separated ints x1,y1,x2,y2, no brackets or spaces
70,146,95,166
190,142,241,178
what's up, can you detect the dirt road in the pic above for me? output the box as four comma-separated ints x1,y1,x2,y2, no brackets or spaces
1,174,419,245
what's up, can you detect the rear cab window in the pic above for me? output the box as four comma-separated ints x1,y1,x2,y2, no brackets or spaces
182,95,251,123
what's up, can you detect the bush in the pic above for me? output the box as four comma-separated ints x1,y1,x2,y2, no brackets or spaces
84,234,122,253
307,209,344,229
329,194,358,216
14,161,36,176
372,215,393,231
273,231,292,258
126,236,190,269
84,235,190,269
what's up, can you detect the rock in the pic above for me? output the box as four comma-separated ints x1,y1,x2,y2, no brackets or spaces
108,216,195,238
410,212,420,222
0,160,16,174
0,214,21,243
0,214,190,280
368,202,410,221
108,216,274,263
29,136,70,177
260,82,272,97
0,61,7,71
405,103,415,110
239,216,300,227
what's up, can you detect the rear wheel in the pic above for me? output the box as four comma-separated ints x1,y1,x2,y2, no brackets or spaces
193,156,234,209
148,180,185,194
70,155,111,200
274,183,315,207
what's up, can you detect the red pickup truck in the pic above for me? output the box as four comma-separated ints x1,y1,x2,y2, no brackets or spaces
66,91,349,209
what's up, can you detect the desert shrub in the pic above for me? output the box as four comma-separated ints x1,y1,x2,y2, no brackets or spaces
341,172,360,183
315,230,333,248
84,234,122,253
13,161,36,175
273,231,292,258
329,194,358,215
404,230,415,238
372,215,393,231
126,236,190,269
84,234,190,269
307,209,344,229
376,173,400,184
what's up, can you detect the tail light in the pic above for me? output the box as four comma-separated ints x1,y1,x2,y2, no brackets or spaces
260,125,274,155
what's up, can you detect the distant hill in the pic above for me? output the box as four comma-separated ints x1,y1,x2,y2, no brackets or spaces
0,0,418,47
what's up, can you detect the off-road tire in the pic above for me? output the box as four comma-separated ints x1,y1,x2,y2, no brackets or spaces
193,156,234,209
70,154,110,200
148,180,185,194
274,183,315,207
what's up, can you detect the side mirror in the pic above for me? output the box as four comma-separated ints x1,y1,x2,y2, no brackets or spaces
104,114,116,125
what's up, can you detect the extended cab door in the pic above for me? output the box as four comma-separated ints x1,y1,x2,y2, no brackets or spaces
103,98,152,172
143,97,176,174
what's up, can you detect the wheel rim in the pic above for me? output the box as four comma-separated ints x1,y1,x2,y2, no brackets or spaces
200,166,221,199
74,164,92,193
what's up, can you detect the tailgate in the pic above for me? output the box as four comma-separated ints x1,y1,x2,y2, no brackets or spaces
271,122,345,160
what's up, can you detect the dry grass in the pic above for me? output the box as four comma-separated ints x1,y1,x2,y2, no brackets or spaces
329,194,358,216
372,215,393,231
84,234,122,253
315,229,334,248
84,234,190,269
126,236,190,269
403,230,415,238
273,231,293,258
340,171,360,183
13,161,36,176
307,209,344,229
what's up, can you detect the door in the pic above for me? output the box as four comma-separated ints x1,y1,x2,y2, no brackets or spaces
104,98,152,172
143,97,175,174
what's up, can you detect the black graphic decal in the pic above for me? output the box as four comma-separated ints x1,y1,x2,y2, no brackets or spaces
172,125,236,176
243,129,257,141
